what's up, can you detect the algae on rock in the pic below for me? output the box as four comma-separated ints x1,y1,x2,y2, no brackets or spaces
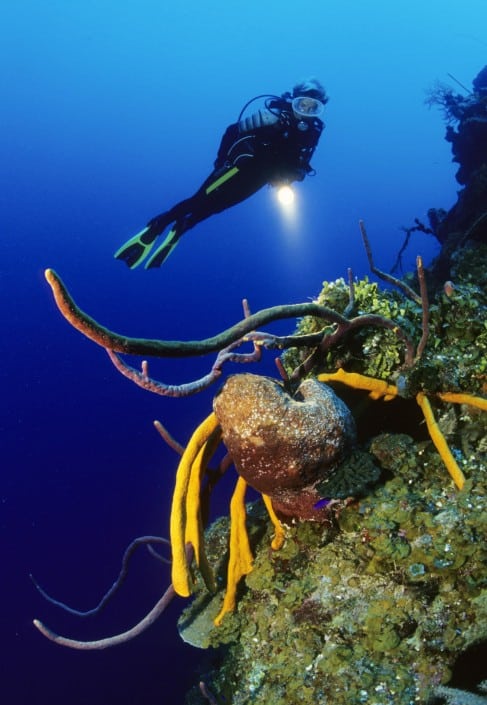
182,245,486,705
182,431,486,705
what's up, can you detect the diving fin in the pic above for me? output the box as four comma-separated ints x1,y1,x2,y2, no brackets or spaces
114,226,158,269
144,227,181,269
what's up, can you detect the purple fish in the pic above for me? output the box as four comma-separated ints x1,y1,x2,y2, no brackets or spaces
313,497,331,510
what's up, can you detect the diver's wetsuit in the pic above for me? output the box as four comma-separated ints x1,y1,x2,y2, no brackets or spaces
115,96,324,269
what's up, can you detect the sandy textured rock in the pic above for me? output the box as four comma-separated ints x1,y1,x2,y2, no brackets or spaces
213,374,356,519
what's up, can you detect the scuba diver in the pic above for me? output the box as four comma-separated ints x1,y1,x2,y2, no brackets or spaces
115,78,328,269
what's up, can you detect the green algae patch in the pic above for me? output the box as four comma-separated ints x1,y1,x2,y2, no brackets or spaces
283,243,487,399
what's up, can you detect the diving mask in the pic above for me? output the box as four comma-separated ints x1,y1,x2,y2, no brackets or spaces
292,96,325,120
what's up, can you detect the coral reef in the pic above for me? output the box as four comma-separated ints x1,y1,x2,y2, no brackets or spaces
179,241,486,704
36,240,486,700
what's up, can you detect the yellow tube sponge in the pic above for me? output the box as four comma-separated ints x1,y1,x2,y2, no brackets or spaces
416,392,466,490
170,412,220,597
318,369,399,401
262,493,285,550
184,427,221,592
214,476,253,626
437,391,487,411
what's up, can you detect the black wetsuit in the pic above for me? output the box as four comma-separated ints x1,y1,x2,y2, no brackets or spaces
147,98,324,240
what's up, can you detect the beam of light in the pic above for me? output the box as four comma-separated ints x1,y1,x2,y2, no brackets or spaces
277,185,295,206
274,184,298,231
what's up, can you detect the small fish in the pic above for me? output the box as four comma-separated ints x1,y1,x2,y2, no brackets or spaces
313,497,331,510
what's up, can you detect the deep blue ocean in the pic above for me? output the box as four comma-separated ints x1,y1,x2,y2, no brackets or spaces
1,2,486,703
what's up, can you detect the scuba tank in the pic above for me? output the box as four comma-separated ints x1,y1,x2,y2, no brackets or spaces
238,108,279,134
237,93,283,134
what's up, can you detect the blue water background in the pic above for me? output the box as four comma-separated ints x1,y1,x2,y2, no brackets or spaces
1,2,485,703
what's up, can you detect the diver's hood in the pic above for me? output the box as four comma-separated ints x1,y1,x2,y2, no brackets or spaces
292,96,325,120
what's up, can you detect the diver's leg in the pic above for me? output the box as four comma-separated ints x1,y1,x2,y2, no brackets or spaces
114,195,200,268
181,164,268,230
145,166,269,268
131,164,266,270
143,166,250,269
146,194,197,232
146,164,237,233
145,167,268,270
114,173,227,269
